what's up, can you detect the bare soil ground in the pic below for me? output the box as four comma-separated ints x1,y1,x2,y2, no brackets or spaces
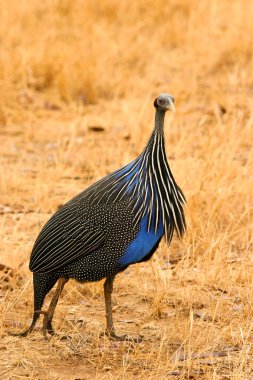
0,1,253,379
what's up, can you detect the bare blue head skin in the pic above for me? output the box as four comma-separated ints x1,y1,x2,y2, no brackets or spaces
154,93,175,131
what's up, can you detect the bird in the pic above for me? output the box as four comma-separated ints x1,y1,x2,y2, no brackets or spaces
14,93,186,341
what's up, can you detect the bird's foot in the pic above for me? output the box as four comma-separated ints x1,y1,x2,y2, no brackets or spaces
9,327,33,337
104,330,142,343
45,322,55,336
42,317,70,341
8,312,40,337
47,331,71,341
110,333,142,343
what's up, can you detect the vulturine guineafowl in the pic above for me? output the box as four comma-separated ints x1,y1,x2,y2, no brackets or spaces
14,93,186,341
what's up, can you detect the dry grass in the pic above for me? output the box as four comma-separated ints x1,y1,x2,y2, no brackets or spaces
0,0,253,378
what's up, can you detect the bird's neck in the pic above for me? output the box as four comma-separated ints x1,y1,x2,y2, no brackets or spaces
145,108,166,151
154,109,165,133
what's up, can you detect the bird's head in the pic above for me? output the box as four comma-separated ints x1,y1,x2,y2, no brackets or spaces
154,93,175,112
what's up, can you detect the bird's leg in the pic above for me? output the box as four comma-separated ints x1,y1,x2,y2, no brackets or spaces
104,276,117,337
42,277,69,339
103,276,142,342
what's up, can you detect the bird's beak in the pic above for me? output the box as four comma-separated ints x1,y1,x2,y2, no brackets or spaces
167,99,175,112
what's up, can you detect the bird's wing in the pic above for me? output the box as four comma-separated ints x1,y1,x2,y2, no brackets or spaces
29,200,105,273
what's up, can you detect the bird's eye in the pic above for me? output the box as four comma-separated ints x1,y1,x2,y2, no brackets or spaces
159,99,165,105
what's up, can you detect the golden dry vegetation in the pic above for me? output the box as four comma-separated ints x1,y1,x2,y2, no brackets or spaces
0,0,253,379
